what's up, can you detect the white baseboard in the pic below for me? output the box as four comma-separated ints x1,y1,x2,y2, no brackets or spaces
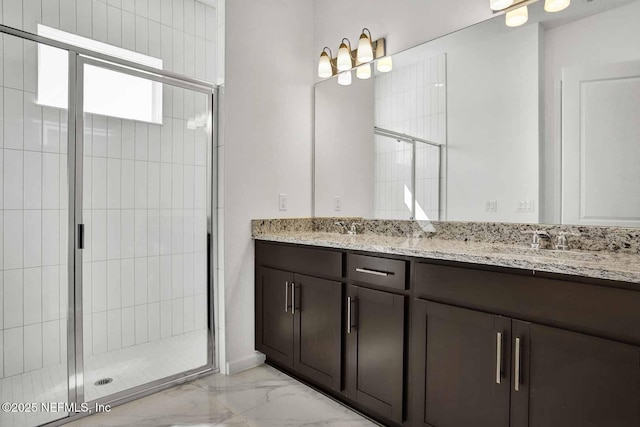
225,352,266,375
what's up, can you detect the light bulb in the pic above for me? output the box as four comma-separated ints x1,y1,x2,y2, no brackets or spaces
544,0,570,12
318,50,333,78
356,31,374,63
506,5,528,27
490,0,514,11
337,41,353,72
356,63,371,80
377,56,393,73
337,71,352,86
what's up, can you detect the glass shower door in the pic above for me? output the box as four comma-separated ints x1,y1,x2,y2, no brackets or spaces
0,34,71,427
77,58,212,402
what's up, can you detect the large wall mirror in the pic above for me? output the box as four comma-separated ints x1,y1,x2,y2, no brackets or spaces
314,0,640,226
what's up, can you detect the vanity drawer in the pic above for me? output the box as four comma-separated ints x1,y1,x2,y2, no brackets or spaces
255,240,342,278
415,262,640,345
348,254,407,291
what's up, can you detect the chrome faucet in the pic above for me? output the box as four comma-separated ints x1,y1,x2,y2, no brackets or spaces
522,230,552,250
349,222,362,235
335,221,349,234
555,231,580,251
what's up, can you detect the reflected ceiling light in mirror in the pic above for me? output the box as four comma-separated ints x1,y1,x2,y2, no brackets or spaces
318,47,334,78
490,0,514,11
357,28,374,63
544,0,570,12
337,71,352,86
337,39,354,71
377,56,393,73
506,5,528,27
356,63,372,79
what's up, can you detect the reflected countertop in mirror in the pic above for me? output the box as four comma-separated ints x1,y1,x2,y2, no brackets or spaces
313,0,640,227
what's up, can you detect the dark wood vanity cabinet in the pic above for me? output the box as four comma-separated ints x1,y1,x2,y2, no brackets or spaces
412,300,512,427
412,263,640,427
255,242,343,391
512,321,640,427
346,285,406,425
256,241,640,427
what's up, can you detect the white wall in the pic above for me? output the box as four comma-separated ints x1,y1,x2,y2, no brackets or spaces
314,77,374,217
313,0,493,68
541,0,640,223
223,0,314,372
442,20,540,222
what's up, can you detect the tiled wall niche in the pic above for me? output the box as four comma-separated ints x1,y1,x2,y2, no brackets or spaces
0,0,218,380
373,53,447,221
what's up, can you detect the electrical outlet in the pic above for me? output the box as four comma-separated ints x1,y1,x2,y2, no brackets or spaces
517,200,535,212
279,194,287,211
334,196,342,211
485,200,497,212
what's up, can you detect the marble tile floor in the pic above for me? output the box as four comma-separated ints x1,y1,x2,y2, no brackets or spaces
67,364,379,427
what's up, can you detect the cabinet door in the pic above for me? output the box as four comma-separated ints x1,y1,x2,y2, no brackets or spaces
293,274,342,391
255,267,294,368
511,321,640,427
346,286,405,424
412,300,511,427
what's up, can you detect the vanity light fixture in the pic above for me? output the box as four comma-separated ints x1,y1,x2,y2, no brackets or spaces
337,39,354,72
375,39,392,73
505,5,529,27
356,28,374,63
317,30,386,79
356,63,372,80
377,56,393,73
490,0,514,10
494,0,573,28
337,71,353,86
318,47,335,79
544,0,570,12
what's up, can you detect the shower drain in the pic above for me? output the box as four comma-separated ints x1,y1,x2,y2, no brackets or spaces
94,378,113,386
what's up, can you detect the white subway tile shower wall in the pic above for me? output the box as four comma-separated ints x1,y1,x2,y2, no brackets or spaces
0,35,70,386
0,0,215,387
373,53,447,221
1,0,218,83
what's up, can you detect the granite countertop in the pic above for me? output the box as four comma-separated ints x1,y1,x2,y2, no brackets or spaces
253,231,640,284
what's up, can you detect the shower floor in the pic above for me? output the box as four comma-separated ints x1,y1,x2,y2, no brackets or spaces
0,329,209,427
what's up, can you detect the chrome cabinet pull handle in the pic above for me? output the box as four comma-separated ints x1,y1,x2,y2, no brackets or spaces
355,267,390,277
496,332,503,384
291,282,295,315
514,337,521,392
285,281,288,313
347,297,352,334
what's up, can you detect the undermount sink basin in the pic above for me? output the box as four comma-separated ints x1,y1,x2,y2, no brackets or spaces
484,245,602,263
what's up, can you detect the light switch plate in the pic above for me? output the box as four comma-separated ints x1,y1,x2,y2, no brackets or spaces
334,196,342,211
485,200,497,212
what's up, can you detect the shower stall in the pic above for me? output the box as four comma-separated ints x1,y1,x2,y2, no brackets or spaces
373,127,443,221
0,24,217,427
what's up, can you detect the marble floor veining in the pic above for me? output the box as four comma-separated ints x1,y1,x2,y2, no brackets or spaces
68,364,378,427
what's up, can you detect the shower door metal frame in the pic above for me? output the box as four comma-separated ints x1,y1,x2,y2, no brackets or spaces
0,23,219,427
374,127,442,220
